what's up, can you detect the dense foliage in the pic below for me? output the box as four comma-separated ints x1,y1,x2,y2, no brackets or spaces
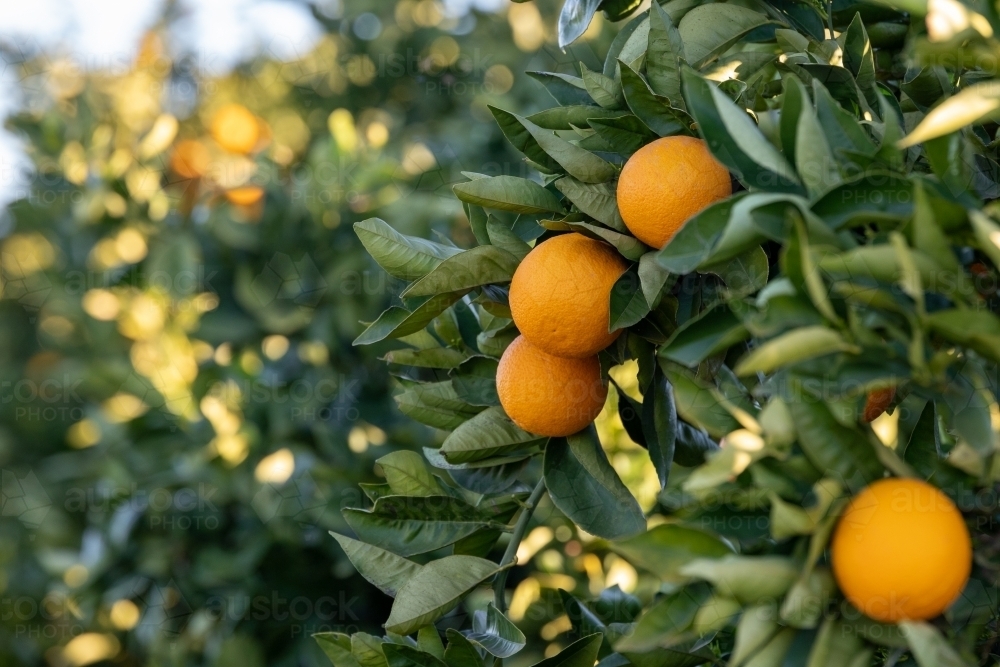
328,0,1000,666
0,2,594,665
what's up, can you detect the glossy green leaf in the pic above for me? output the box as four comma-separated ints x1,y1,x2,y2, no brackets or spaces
315,633,363,667
642,368,676,488
343,496,495,557
558,0,603,49
527,71,593,106
453,176,564,214
543,429,646,540
676,4,772,67
355,218,462,281
610,267,650,330
385,555,502,635
646,0,686,105
395,381,484,430
787,398,883,483
734,326,858,376
611,524,733,581
555,177,628,231
467,603,526,658
376,451,445,497
354,293,468,346
681,555,799,604
659,305,748,367
619,60,689,137
403,246,520,298
440,406,544,463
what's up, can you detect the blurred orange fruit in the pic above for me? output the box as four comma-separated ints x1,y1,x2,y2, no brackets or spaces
831,478,972,622
617,136,731,249
496,336,607,437
169,140,210,180
509,233,628,358
210,103,260,155
225,187,265,206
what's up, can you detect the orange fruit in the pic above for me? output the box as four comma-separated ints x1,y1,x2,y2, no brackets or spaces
831,478,971,622
862,386,896,422
509,233,628,358
496,336,607,437
210,103,260,154
617,136,731,249
225,186,265,206
169,140,210,180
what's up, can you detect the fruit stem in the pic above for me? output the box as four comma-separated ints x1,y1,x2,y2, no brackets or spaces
493,478,547,614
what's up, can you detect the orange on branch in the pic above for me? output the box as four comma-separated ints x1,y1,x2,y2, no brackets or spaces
831,478,972,622
496,336,607,437
617,136,731,249
169,139,210,180
509,233,628,358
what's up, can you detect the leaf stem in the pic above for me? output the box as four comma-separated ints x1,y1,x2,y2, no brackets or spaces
493,478,547,614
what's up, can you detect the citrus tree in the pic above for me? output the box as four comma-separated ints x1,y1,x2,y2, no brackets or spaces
320,0,1000,665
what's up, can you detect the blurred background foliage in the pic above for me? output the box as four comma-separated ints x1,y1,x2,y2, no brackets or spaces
0,0,661,665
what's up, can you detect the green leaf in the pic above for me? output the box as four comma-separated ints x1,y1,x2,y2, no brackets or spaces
611,524,732,582
817,245,967,300
403,246,520,298
794,90,839,197
655,194,745,274
534,634,603,667
787,398,883,483
660,305,748,367
603,10,650,78
842,13,877,93
663,363,742,437
543,429,646,540
376,451,446,497
682,68,800,192
527,71,593,107
610,267,650,330
581,65,624,109
642,368,676,488
588,115,657,157
681,555,799,604
614,583,712,652
383,643,446,667
969,210,1000,270
491,106,563,173
899,80,1000,148
511,114,617,183
486,217,532,260
441,406,544,464
355,219,462,282
646,0,686,106
734,326,858,376
559,0,603,49
384,348,470,369
467,603,526,658
700,245,769,299
619,61,689,137
386,556,502,636
343,496,495,557
331,532,423,598
315,633,363,667
554,177,628,231
526,105,624,130
728,606,796,666
807,618,872,667
417,631,446,663
354,293,468,346
564,220,648,260
453,176,564,215
353,634,390,667
676,4,773,68
395,381,484,430
900,621,974,667
444,630,484,667
926,309,1000,364
674,421,722,467
638,252,672,307
450,357,500,407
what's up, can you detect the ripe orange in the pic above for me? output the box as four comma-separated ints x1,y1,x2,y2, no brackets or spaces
496,336,607,437
831,478,971,622
509,233,628,358
617,136,731,249
862,387,895,423
169,140,210,180
210,103,260,155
